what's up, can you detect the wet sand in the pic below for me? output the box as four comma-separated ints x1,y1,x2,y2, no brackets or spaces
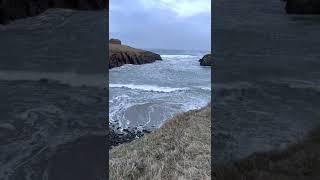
213,0,320,162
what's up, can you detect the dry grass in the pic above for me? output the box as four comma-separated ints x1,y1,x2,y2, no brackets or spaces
109,104,211,180
213,126,320,180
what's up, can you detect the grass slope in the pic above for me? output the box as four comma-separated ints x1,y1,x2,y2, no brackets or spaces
110,104,211,180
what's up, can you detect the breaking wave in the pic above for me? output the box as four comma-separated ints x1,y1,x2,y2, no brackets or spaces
109,83,190,93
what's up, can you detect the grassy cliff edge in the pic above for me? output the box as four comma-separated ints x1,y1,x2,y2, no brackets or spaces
110,104,211,180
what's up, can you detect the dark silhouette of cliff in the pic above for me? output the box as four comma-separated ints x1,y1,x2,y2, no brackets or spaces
0,0,106,24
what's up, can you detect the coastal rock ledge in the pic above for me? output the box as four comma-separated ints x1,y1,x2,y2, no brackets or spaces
109,39,162,69
199,54,212,66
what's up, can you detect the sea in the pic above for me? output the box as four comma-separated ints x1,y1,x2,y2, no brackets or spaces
109,49,211,131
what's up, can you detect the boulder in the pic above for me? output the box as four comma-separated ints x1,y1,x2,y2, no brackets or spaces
109,43,162,69
199,54,212,66
284,0,320,14
0,0,106,24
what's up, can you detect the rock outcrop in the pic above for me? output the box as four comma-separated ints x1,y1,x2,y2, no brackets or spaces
284,0,320,14
0,0,106,24
109,38,121,45
109,43,162,69
199,54,212,66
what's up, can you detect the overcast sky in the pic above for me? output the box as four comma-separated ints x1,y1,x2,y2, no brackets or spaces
110,0,211,51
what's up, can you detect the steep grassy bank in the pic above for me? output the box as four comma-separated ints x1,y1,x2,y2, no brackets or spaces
213,126,320,180
110,104,211,180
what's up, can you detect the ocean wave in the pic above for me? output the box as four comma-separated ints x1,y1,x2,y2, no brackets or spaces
0,70,105,87
109,94,134,129
160,55,197,58
109,84,190,93
196,86,212,91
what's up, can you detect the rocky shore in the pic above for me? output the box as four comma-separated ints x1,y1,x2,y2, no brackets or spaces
109,126,150,148
109,39,162,69
199,54,212,66
0,0,106,24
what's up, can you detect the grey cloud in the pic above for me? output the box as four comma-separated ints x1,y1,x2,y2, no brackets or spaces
110,0,210,50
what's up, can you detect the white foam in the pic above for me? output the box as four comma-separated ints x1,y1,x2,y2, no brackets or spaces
109,84,190,93
196,86,212,91
161,55,197,58
109,95,133,129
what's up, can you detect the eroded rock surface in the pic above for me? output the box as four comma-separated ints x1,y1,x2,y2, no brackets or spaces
109,43,162,69
109,38,121,45
199,54,212,66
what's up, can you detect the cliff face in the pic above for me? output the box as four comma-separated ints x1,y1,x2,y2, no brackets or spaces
199,54,212,66
285,0,320,14
109,44,162,69
0,0,106,24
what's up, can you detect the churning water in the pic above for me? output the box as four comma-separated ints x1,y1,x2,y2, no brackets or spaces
109,50,211,130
